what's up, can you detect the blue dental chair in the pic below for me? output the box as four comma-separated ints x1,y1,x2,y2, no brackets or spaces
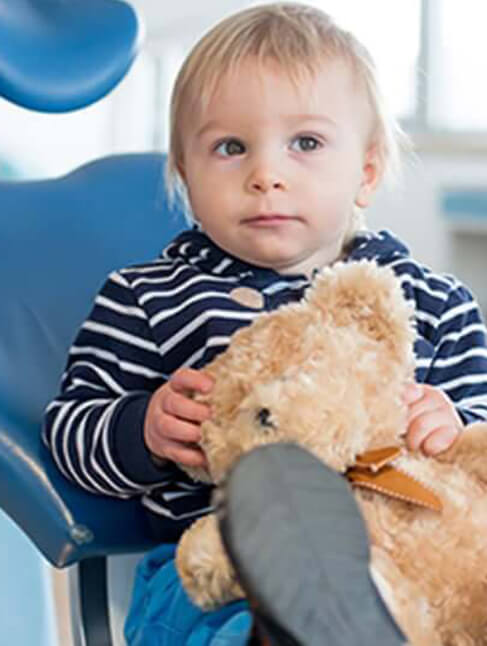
0,2,187,644
0,151,187,645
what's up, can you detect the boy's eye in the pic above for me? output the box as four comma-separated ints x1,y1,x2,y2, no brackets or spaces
214,139,246,157
290,135,322,152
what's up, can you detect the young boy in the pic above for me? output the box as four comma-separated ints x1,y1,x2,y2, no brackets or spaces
43,3,487,644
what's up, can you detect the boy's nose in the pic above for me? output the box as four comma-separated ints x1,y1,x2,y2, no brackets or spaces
245,167,286,194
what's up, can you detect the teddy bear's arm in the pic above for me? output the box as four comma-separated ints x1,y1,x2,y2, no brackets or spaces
436,421,487,483
175,512,245,610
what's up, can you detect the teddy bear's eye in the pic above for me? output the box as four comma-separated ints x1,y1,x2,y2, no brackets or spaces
256,408,275,429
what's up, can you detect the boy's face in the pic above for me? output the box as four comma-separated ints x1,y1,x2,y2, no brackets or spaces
179,57,380,276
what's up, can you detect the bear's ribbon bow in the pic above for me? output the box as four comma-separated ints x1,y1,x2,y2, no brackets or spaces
346,446,442,512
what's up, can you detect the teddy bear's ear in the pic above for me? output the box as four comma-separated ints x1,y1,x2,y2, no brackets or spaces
306,260,415,363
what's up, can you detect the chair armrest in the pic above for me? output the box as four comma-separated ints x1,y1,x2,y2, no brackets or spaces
0,408,159,567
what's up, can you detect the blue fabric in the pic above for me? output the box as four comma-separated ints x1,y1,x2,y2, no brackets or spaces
125,544,252,646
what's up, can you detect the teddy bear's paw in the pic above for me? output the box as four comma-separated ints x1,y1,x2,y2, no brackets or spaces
179,555,245,610
175,515,245,610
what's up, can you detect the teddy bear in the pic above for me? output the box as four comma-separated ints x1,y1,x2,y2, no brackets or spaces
174,259,487,646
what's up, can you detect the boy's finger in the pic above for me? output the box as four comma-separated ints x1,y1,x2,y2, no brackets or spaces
171,368,214,394
164,439,207,468
406,394,437,425
405,409,446,451
402,383,424,405
163,391,212,423
158,414,203,443
421,426,458,456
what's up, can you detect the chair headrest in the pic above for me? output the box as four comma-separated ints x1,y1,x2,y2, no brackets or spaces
0,0,140,111
0,153,187,424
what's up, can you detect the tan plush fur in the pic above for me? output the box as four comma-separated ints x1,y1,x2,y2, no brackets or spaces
175,260,487,645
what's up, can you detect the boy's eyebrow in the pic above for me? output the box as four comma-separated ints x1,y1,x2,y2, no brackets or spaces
195,114,336,139
289,114,337,128
195,120,223,139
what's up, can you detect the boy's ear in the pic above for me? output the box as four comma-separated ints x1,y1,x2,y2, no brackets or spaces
354,145,382,209
176,156,186,182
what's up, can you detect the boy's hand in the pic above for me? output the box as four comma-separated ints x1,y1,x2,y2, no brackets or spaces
403,383,462,456
144,368,214,469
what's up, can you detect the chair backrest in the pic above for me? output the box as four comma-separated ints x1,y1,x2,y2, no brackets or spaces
0,152,187,428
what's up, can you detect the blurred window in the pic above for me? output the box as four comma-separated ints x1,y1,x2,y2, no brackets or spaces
426,1,487,131
311,0,487,135
310,0,421,123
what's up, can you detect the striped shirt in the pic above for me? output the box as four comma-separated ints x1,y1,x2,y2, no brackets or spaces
42,229,487,541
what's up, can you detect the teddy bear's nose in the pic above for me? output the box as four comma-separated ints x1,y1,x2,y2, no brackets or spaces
256,408,275,429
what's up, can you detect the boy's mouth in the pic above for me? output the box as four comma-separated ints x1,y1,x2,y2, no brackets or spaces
242,213,301,226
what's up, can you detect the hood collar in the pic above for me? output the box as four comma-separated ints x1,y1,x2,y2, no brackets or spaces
160,228,304,289
160,228,410,286
347,229,410,263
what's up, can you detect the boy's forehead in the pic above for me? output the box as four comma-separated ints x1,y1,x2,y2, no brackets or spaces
186,57,369,133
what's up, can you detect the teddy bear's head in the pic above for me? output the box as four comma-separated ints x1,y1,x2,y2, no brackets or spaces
182,261,416,485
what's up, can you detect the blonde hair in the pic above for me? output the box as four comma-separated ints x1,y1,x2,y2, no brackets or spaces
166,2,409,222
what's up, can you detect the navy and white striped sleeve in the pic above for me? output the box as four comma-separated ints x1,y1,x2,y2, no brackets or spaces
425,283,487,424
42,270,174,498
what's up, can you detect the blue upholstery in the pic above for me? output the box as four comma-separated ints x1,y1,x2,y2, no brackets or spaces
0,153,187,566
0,0,140,112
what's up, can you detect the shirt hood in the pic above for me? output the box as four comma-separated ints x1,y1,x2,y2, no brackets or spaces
160,228,307,290
347,229,411,265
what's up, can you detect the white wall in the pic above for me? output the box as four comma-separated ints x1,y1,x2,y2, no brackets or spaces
368,153,487,315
